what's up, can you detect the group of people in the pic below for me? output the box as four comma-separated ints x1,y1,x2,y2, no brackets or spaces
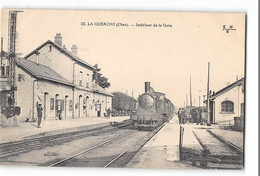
177,108,203,125
177,108,187,124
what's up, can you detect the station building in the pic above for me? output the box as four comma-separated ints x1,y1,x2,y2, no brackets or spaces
209,77,245,126
1,33,113,121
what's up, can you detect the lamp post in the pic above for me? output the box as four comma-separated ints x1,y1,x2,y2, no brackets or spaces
207,62,210,126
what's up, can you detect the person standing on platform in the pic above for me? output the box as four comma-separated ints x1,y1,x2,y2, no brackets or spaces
37,104,43,128
178,108,182,124
107,108,111,119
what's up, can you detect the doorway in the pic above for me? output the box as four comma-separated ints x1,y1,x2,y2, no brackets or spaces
55,94,59,119
78,95,82,118
44,92,48,120
65,95,68,118
85,96,89,117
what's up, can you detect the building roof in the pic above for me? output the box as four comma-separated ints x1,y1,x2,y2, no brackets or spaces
23,40,96,70
209,77,244,100
16,58,74,87
92,82,113,97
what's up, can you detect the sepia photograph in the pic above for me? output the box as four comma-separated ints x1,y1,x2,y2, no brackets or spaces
0,5,256,175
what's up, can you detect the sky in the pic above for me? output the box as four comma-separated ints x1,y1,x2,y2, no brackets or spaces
1,9,245,107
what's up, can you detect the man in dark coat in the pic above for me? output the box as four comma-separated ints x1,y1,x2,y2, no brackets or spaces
107,108,111,118
178,108,182,124
37,104,43,128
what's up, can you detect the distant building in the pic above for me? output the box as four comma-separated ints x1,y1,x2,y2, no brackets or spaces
0,51,10,114
209,78,245,125
1,33,113,121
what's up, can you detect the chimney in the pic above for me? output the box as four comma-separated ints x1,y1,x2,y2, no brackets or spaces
71,44,78,55
54,33,62,47
35,50,40,65
145,82,150,93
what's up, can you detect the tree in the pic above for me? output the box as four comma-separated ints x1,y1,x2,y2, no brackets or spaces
92,64,111,88
112,92,137,112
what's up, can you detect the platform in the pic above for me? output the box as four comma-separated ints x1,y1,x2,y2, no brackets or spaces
127,115,198,169
127,115,243,169
0,116,130,144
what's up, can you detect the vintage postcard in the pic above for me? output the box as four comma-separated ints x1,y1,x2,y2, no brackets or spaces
0,9,245,169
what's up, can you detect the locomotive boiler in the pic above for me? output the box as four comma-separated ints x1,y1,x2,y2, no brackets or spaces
130,82,175,130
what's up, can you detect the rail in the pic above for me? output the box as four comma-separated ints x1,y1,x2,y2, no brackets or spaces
0,123,129,159
49,130,136,167
105,121,167,168
49,119,167,168
207,129,243,153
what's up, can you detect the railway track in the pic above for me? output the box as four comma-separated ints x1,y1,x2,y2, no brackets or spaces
49,122,167,168
189,129,243,169
0,121,132,159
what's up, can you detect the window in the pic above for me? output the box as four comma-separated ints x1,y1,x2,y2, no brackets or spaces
6,66,9,76
79,80,83,86
241,103,244,117
50,98,54,110
1,66,5,77
69,100,73,111
49,46,52,52
79,71,83,86
86,73,90,88
221,100,234,113
60,100,64,110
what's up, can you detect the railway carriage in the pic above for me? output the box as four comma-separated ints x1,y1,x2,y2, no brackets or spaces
130,82,175,130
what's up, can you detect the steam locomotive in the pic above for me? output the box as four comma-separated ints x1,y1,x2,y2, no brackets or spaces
130,82,175,130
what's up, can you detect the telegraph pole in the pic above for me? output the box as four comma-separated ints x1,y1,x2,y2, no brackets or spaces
7,11,22,126
131,89,133,113
237,75,240,117
1,37,3,66
207,62,210,126
199,95,201,107
186,94,188,108
190,74,192,107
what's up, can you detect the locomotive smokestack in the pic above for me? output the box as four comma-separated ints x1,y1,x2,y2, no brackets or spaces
145,82,150,93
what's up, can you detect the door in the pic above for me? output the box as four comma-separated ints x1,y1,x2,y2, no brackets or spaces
85,97,89,117
97,104,101,117
55,94,59,118
65,96,68,118
78,96,82,118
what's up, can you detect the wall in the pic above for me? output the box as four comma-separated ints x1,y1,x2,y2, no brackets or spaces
24,42,113,119
16,66,34,120
26,44,74,83
73,89,112,118
16,65,74,121
214,84,244,125
74,63,93,89
37,80,73,120
90,92,112,118
74,88,92,118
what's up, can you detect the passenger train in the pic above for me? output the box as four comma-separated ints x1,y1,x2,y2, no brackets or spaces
130,82,175,130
